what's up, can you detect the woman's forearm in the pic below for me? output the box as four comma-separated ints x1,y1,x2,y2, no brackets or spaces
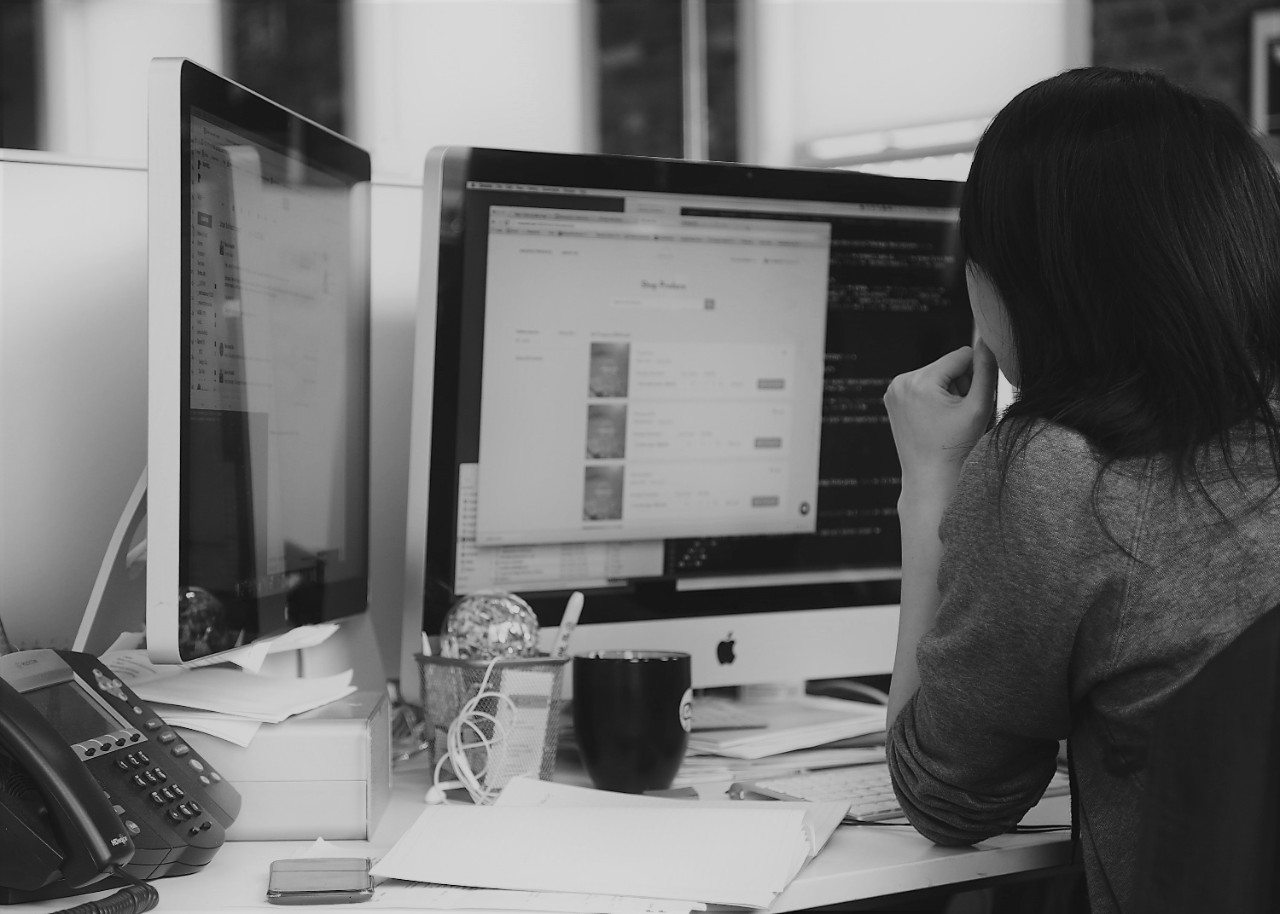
887,484,954,728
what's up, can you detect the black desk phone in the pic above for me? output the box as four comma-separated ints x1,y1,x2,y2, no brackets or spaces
0,649,240,905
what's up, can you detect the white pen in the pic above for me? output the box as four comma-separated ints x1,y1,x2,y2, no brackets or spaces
551,591,585,658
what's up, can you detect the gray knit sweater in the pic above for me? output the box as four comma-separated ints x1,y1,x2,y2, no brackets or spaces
886,421,1280,914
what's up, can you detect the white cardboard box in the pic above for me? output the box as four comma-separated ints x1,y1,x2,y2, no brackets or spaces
183,690,391,840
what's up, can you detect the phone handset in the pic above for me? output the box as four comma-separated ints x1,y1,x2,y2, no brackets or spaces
0,675,132,889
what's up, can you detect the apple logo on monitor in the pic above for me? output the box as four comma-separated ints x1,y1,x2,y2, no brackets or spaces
717,632,736,665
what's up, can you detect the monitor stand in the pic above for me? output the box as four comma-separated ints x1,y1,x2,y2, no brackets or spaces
75,469,149,657
75,468,385,691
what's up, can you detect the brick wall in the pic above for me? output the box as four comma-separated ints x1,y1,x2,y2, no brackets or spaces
1093,0,1279,116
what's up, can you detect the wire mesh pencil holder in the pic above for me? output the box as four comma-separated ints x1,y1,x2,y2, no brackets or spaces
416,652,569,795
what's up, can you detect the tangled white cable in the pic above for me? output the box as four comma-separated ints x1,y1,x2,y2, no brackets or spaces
424,655,518,806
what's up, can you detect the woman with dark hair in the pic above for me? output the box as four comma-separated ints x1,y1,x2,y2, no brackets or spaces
882,67,1280,913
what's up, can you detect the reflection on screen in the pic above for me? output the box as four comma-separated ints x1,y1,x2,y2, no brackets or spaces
475,207,829,547
180,110,369,657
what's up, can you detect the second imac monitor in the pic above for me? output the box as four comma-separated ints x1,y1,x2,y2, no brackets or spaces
406,147,971,692
146,59,372,664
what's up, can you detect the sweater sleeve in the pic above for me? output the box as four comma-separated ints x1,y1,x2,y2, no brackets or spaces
886,426,1114,845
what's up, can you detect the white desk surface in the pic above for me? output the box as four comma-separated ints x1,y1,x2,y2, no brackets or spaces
12,763,1074,913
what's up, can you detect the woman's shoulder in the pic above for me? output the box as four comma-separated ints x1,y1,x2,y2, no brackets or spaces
957,418,1163,533
945,420,1134,560
966,418,1104,494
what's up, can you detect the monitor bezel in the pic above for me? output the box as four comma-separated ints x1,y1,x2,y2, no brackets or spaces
146,57,372,664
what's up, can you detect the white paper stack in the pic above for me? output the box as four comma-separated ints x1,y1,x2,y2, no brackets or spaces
101,629,357,745
128,666,357,722
370,777,847,909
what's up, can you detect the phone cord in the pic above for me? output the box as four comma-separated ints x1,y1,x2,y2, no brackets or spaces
55,868,158,914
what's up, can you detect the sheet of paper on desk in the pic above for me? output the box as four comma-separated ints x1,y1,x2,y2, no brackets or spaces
293,838,704,913
369,799,812,907
375,882,705,913
686,695,887,760
496,776,847,864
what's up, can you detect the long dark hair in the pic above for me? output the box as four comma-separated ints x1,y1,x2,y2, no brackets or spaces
962,67,1280,492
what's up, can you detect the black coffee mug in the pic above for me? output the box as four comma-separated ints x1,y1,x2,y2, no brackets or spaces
572,650,692,793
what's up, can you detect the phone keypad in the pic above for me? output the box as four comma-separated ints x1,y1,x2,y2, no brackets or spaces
110,746,210,832
115,750,151,772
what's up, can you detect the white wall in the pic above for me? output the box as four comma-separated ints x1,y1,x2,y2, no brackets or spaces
38,0,590,177
35,0,1089,174
0,153,149,650
42,0,222,162
742,0,1091,167
350,0,589,181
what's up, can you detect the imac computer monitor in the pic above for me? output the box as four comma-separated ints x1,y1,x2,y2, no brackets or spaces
404,147,970,694
144,58,372,664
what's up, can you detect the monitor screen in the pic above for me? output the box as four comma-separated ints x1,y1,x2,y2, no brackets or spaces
404,147,970,694
146,58,371,664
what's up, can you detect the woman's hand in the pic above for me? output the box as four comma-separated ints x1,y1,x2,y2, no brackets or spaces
884,339,999,495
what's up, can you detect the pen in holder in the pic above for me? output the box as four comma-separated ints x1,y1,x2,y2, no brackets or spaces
416,651,569,802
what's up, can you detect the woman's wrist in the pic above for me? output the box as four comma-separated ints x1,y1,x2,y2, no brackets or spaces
897,472,960,521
